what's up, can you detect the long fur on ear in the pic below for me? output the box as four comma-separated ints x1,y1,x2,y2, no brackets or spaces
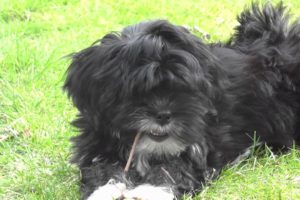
63,34,121,113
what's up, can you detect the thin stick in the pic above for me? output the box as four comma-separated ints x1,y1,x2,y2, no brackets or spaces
124,132,142,173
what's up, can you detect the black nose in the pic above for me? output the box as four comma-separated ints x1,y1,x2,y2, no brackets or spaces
156,111,171,125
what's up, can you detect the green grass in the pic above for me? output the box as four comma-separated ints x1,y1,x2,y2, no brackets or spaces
0,0,300,199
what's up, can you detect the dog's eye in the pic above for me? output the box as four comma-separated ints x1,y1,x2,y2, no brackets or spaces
205,111,218,123
138,101,148,107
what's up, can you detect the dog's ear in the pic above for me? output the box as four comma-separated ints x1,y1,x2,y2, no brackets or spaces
63,33,121,112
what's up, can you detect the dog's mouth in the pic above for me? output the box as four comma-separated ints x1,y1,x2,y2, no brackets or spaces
146,130,169,142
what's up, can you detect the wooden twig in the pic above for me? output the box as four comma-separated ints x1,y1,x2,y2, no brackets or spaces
124,132,142,173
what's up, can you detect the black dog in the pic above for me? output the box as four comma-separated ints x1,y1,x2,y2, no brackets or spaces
64,3,300,200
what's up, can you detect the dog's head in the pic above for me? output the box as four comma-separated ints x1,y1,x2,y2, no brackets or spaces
64,20,225,169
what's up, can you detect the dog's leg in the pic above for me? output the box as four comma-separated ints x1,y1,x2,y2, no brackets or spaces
123,184,175,200
80,161,134,200
87,179,126,200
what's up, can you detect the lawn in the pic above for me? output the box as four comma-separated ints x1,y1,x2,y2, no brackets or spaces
0,0,300,199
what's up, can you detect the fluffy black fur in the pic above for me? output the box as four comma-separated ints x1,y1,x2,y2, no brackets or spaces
64,3,300,199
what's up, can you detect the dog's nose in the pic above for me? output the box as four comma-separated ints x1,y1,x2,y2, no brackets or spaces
156,111,171,125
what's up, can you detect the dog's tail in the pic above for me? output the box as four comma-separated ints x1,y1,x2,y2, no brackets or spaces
230,2,300,145
230,2,300,73
229,2,289,47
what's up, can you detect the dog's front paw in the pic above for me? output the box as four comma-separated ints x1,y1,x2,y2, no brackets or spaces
87,179,126,200
123,185,175,200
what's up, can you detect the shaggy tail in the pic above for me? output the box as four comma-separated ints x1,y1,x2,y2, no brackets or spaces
230,2,300,71
230,2,300,145
229,2,289,47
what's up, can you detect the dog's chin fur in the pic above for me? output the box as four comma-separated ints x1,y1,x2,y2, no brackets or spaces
64,2,300,200
136,135,186,157
135,136,187,176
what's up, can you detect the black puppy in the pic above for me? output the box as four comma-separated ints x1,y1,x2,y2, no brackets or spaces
64,3,300,200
